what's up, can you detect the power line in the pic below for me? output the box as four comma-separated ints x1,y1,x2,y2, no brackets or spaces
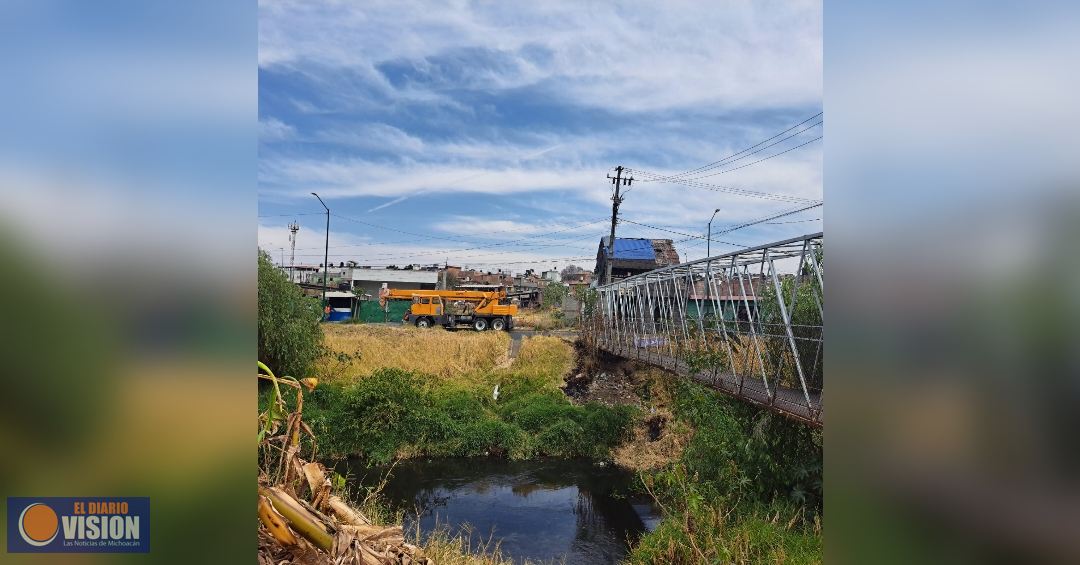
712,203,823,237
638,113,823,182
623,202,822,254
334,212,604,244
679,135,822,181
284,217,606,252
278,230,606,264
619,219,746,247
343,218,607,259
257,212,326,218
285,255,599,269
764,217,821,225
639,111,825,181
627,168,820,204
356,228,605,261
679,121,821,178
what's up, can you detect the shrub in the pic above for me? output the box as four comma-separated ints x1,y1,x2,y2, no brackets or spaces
306,368,427,463
258,250,323,378
535,418,586,456
630,477,822,565
541,283,569,308
498,391,576,432
573,286,599,317
580,403,635,447
756,265,823,391
670,379,822,514
456,419,525,457
301,365,635,463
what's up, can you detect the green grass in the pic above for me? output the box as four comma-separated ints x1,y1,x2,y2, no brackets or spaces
260,332,629,464
630,498,822,565
262,367,636,465
626,378,823,564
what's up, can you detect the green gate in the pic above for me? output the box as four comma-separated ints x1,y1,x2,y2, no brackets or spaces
357,300,411,323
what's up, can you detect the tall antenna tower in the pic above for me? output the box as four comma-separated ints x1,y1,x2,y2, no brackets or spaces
288,221,300,283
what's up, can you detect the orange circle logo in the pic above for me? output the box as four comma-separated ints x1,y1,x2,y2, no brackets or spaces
18,503,59,546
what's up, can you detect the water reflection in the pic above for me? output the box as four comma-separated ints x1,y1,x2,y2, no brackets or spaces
337,458,661,565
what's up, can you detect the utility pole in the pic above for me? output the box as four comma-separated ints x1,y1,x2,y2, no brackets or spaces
604,165,632,285
311,192,330,314
288,221,300,283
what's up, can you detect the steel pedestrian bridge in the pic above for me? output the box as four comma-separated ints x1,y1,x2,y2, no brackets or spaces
590,233,823,427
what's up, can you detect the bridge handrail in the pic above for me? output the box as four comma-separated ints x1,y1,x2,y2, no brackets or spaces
591,231,824,426
597,231,823,290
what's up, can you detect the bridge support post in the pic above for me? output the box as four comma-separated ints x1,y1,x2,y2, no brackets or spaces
767,252,815,414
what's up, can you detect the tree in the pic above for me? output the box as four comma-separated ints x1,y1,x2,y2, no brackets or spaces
560,264,585,281
542,283,569,308
258,250,324,378
573,285,599,317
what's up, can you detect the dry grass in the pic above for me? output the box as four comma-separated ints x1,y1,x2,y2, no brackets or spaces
509,335,574,387
613,370,692,471
317,324,510,383
513,307,564,331
613,415,692,472
317,324,575,393
416,526,538,565
686,336,811,389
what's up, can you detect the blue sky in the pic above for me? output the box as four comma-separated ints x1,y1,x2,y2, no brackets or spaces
257,1,822,272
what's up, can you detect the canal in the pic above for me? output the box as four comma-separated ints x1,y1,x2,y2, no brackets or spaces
337,457,661,564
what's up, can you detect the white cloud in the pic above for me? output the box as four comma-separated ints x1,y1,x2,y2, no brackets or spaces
259,117,295,141
258,217,602,271
258,1,821,113
257,1,824,271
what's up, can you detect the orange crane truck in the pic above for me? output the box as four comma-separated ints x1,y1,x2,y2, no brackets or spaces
381,288,517,331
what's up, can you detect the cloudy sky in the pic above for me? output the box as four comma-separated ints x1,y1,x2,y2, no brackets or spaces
257,1,822,272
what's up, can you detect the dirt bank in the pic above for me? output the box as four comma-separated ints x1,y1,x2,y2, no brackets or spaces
564,340,691,472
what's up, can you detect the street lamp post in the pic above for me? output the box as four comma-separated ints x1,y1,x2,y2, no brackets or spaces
312,192,330,315
706,208,720,259
705,209,720,316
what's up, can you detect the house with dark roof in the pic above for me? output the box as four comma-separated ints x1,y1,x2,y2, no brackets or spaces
594,237,681,283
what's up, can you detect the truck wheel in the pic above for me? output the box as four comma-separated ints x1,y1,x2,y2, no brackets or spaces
473,318,488,331
490,317,506,331
416,317,432,329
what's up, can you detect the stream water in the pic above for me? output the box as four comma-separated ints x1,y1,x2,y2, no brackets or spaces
337,457,661,565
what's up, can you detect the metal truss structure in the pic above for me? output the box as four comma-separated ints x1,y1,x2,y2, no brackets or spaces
593,233,824,426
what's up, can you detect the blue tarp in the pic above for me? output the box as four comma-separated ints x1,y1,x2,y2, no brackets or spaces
610,238,656,260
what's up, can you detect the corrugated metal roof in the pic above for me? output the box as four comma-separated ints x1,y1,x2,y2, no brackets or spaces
601,237,657,260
